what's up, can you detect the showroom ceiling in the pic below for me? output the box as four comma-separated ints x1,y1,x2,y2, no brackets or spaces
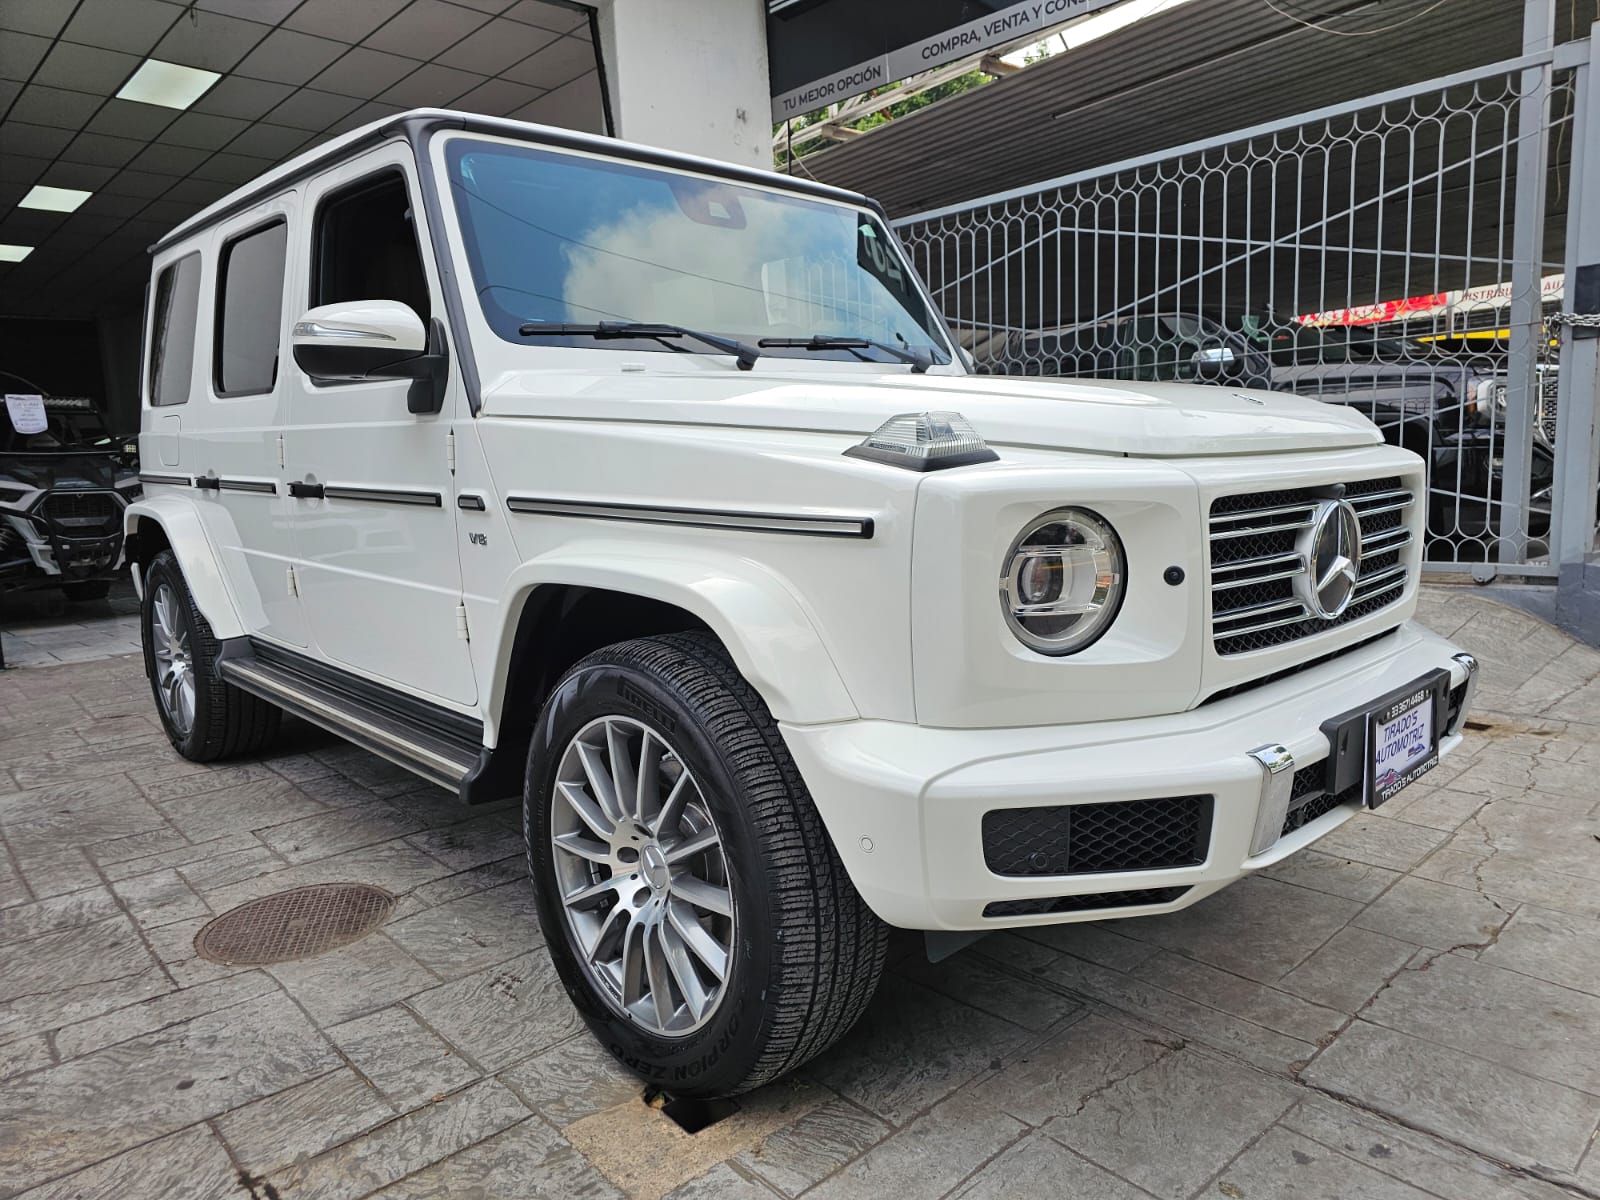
0,0,602,320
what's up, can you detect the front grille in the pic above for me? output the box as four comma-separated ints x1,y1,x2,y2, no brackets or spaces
984,886,1190,918
982,795,1212,876
38,490,120,538
1280,763,1361,836
1209,475,1412,656
1198,627,1401,707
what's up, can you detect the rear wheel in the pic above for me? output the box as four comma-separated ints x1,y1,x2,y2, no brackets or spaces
141,550,280,761
526,632,886,1097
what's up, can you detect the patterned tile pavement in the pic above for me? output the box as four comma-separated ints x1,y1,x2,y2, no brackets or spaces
1,585,1598,1199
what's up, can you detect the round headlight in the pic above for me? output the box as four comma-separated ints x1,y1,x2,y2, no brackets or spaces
1000,508,1125,655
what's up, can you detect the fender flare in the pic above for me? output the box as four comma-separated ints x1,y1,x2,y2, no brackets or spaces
484,540,859,732
123,495,247,641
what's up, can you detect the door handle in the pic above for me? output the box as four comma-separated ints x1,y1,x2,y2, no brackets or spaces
194,475,220,491
287,480,324,499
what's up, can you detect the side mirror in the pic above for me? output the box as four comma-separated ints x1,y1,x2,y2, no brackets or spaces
1192,344,1238,380
291,300,449,414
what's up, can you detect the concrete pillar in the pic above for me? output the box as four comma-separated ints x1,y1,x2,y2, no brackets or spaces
595,0,772,169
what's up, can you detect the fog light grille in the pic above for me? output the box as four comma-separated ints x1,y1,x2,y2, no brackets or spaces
982,795,1212,877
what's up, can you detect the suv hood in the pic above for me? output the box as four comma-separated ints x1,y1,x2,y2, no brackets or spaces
484,368,1382,457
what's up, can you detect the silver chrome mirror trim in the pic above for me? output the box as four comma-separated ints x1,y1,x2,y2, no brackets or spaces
291,320,395,341
1247,743,1296,856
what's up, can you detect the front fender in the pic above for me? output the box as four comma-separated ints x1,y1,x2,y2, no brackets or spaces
124,495,246,640
484,539,859,735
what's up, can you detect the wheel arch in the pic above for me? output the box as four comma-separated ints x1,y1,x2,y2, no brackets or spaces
123,497,246,640
482,548,859,752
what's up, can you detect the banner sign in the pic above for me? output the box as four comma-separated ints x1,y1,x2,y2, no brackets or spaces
1296,274,1568,327
768,0,1121,121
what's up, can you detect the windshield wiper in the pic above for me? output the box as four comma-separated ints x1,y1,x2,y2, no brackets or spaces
517,321,760,370
757,335,936,374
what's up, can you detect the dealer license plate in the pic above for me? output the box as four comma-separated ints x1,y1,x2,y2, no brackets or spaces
1367,680,1441,807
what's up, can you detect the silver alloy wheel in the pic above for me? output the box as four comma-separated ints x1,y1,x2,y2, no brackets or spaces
551,715,735,1037
150,582,196,737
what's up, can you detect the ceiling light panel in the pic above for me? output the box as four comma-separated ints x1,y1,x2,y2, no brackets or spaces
19,185,92,212
115,59,221,110
0,245,35,262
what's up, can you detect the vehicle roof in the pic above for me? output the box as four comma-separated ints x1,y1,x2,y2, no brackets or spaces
151,108,877,257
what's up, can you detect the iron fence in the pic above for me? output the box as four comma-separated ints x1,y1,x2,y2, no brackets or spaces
896,45,1598,577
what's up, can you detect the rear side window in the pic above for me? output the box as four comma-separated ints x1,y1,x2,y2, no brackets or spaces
215,220,288,397
312,172,431,322
148,252,201,407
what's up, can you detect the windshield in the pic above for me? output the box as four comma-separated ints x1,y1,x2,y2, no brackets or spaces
444,137,951,365
1,399,114,454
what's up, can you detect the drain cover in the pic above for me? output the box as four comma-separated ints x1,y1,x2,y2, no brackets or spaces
194,883,395,965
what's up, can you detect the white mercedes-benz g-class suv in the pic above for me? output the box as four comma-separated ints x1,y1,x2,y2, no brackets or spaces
127,108,1478,1098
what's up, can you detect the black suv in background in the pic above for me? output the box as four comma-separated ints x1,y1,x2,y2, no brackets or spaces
1,378,139,602
990,313,1551,550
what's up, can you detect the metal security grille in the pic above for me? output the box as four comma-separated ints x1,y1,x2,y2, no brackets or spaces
1208,476,1413,654
981,794,1212,876
193,883,394,965
895,36,1599,581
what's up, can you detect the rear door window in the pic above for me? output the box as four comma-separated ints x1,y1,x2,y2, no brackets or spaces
148,252,201,407
215,220,288,397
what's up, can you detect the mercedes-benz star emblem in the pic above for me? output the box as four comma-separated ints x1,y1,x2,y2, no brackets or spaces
1297,499,1362,619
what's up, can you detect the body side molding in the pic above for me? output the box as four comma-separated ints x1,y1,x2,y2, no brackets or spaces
322,484,444,507
505,496,874,539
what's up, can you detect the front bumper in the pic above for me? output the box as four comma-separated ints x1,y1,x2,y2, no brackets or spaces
1,514,125,582
781,621,1474,930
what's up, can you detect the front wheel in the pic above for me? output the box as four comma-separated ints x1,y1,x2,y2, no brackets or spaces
526,632,887,1098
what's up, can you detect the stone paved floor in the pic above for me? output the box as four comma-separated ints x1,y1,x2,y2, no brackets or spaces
0,583,140,668
1,586,1598,1200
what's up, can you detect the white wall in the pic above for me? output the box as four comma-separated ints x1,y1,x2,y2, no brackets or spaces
595,0,772,169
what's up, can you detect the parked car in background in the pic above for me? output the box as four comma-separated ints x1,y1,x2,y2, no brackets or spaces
995,314,1554,546
1,374,139,602
127,108,1477,1099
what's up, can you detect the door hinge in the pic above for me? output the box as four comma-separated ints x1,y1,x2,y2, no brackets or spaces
446,428,457,475
455,602,470,641
286,565,299,597
276,433,286,469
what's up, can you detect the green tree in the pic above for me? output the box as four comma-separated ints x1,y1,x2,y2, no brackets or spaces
774,69,994,171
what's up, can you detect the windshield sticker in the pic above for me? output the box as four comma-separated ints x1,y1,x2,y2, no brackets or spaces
5,394,47,435
858,223,904,291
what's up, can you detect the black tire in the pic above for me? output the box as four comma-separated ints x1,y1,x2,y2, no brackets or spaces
141,550,280,761
61,580,111,603
525,632,887,1098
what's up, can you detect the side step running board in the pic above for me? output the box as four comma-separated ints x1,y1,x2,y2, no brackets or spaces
220,656,480,792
